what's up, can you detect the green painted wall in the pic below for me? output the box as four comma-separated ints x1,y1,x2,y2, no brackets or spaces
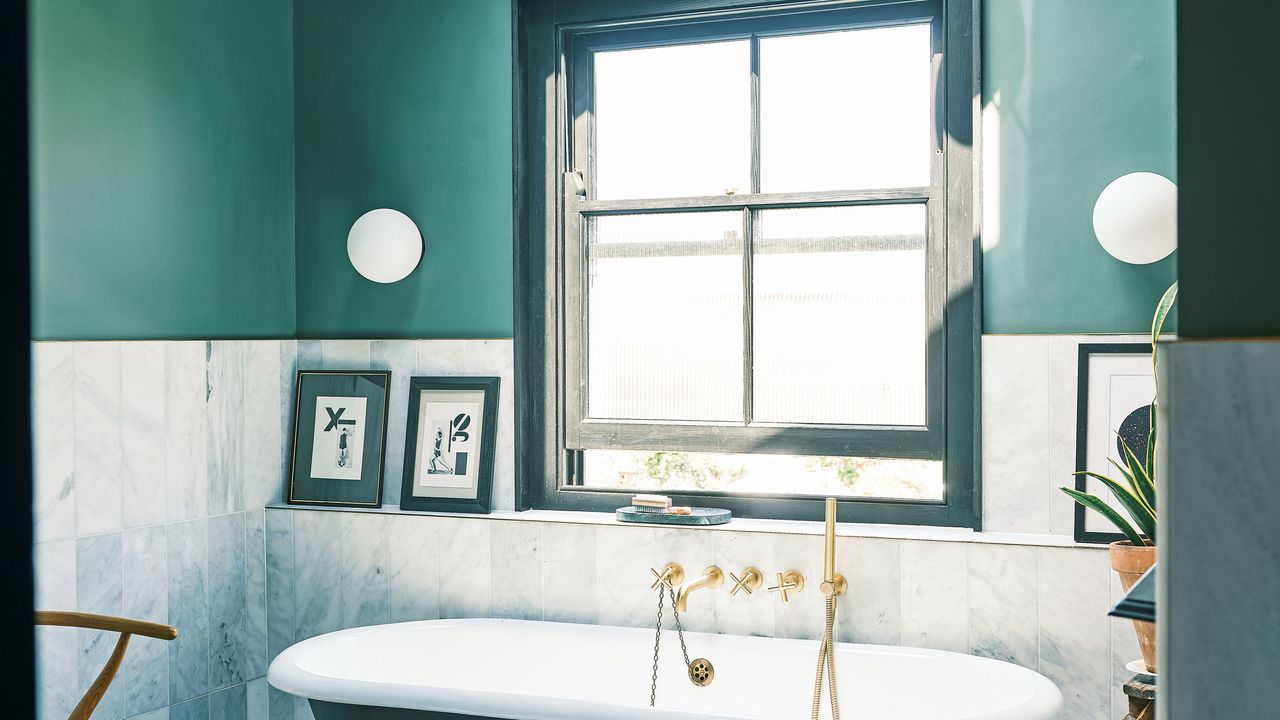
31,0,296,340
981,0,1177,333
293,0,514,339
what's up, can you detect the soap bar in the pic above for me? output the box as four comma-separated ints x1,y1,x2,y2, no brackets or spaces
631,493,672,509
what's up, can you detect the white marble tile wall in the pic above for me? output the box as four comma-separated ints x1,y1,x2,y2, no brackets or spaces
981,334,1150,535
32,340,293,720
265,508,1129,720
35,334,1146,720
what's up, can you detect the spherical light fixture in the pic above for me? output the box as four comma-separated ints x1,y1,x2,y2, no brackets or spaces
1092,172,1177,265
347,209,423,283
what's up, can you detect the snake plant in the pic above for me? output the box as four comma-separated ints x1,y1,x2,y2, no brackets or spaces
1059,282,1177,546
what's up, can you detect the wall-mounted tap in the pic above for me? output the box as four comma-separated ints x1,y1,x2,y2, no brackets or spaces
674,566,723,612
728,567,764,596
767,570,805,602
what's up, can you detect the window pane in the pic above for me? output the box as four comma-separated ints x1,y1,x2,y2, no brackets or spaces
760,24,932,192
752,205,927,425
588,213,744,421
583,449,943,500
594,41,751,200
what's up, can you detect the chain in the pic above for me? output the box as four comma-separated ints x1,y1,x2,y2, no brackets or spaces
650,585,665,707
668,586,692,667
650,584,697,706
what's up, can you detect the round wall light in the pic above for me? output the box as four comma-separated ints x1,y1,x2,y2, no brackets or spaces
347,208,423,283
1092,172,1177,265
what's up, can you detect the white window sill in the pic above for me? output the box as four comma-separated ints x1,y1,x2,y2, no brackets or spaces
267,503,1103,549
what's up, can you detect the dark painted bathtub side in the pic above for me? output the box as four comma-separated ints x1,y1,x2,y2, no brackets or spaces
310,700,504,720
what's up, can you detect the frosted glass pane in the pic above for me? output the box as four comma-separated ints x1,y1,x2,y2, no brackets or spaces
594,41,751,200
760,24,932,192
587,213,744,421
582,449,943,500
752,205,927,425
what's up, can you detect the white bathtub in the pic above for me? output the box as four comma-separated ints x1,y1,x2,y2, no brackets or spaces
269,619,1062,720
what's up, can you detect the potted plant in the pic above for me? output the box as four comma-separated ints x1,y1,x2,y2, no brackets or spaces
1060,282,1176,673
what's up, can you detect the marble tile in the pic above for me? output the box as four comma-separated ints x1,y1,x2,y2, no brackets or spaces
339,513,390,629
33,342,76,542
968,544,1038,669
414,340,469,375
269,686,295,720
292,511,341,641
74,342,123,536
900,540,968,652
35,539,79,720
653,528,716,633
490,522,542,620
295,340,322,372
77,532,123,720
207,342,245,515
265,510,295,661
243,342,285,509
246,510,269,677
836,537,901,645
208,682,247,720
388,515,440,623
208,512,251,690
122,525,170,716
320,340,371,369
370,341,417,507
981,335,1051,533
1111,570,1144,719
771,533,826,641
247,677,270,720
121,342,167,529
133,709,170,720
170,695,209,720
1047,336,1084,536
168,519,210,703
438,518,491,618
594,525,658,629
541,523,596,625
1038,547,1110,720
166,342,209,522
712,531,774,638
278,342,299,495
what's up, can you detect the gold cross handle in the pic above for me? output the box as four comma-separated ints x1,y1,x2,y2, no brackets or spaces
767,570,805,603
728,567,764,596
649,563,685,590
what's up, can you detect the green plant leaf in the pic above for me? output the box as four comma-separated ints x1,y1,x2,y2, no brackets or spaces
1060,486,1146,545
1152,281,1178,348
1118,437,1158,516
1082,469,1156,541
1145,403,1158,483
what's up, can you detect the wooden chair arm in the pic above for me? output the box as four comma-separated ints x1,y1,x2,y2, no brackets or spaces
35,611,178,641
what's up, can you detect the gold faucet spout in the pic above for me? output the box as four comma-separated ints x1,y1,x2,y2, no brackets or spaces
674,566,723,612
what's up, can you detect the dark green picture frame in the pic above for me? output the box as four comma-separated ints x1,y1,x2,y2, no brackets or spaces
400,376,500,514
287,370,390,508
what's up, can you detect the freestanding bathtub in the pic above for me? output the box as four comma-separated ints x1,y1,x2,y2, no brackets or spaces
269,619,1063,720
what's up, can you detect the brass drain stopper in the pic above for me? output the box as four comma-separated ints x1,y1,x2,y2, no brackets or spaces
688,658,715,687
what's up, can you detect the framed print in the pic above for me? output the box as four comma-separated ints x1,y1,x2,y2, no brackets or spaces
1074,344,1154,543
400,376,500,513
288,370,390,507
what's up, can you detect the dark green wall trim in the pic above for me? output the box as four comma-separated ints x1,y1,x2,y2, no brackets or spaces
6,0,37,712
1175,1,1280,338
31,0,296,340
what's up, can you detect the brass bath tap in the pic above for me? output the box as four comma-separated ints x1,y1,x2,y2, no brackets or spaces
673,566,723,612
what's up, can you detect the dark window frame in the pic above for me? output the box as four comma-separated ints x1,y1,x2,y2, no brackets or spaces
515,0,982,526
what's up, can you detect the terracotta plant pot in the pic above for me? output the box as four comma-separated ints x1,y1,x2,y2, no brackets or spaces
1110,540,1157,672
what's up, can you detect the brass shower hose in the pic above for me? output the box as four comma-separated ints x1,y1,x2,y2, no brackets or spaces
810,594,840,720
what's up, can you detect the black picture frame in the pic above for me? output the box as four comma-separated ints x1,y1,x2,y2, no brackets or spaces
1074,343,1153,544
400,376,500,514
287,370,390,508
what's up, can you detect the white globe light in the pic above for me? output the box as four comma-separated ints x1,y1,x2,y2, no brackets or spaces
347,209,423,283
1092,172,1177,265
